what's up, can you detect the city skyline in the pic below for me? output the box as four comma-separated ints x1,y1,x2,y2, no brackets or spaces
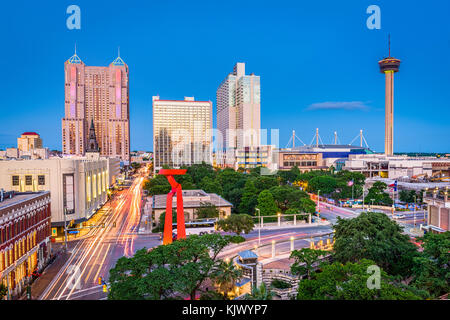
0,1,449,153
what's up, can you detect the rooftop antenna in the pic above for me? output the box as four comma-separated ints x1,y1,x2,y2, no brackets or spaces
74,42,77,55
334,131,337,145
118,46,120,57
388,34,391,57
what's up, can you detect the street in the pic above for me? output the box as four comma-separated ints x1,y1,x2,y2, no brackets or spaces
39,173,160,300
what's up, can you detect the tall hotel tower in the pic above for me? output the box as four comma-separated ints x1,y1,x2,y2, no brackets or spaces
216,63,261,151
378,38,400,156
62,50,130,161
152,96,212,172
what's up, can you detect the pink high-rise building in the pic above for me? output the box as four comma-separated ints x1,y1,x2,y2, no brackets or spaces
61,50,130,161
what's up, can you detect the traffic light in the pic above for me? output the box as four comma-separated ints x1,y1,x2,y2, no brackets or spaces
102,284,108,293
98,277,102,285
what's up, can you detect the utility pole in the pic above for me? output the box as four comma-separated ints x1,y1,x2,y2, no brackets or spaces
413,195,417,227
255,208,261,247
362,186,365,211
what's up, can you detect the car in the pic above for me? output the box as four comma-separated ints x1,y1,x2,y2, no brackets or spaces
393,214,405,219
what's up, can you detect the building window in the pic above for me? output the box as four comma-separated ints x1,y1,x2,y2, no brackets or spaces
25,175,32,186
38,175,45,185
12,175,19,186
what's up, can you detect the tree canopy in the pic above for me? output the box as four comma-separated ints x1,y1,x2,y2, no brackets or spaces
333,211,418,276
216,214,254,235
411,232,450,298
108,233,233,300
297,259,420,300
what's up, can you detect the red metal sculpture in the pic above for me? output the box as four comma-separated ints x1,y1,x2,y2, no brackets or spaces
159,169,187,245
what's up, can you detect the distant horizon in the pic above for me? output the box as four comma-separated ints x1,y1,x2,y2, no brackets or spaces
0,144,448,156
0,1,449,153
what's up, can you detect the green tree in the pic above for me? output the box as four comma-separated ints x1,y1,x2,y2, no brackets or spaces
238,179,258,214
195,202,220,219
143,175,171,195
108,233,232,300
244,283,273,300
226,188,244,213
175,174,196,190
217,214,254,235
296,259,421,300
399,190,419,204
277,166,301,184
198,176,223,195
412,232,450,298
253,176,279,193
333,212,418,276
257,190,279,216
155,210,177,232
269,185,315,214
364,181,393,206
185,163,216,185
212,259,243,299
290,248,328,279
307,175,337,195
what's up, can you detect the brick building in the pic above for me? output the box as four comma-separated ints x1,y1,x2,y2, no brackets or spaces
0,191,51,299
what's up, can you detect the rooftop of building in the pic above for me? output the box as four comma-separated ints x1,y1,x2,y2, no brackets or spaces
0,191,50,212
348,154,450,162
152,189,232,209
21,132,39,136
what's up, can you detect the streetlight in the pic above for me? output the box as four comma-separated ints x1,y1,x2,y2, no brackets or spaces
277,212,281,227
255,208,261,247
413,195,417,227
317,190,320,214
370,199,375,212
362,186,365,211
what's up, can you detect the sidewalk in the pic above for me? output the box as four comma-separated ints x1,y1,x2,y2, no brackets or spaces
255,221,330,230
19,245,69,300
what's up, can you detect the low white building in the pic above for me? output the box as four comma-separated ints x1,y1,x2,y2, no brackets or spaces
0,156,120,232
343,154,450,179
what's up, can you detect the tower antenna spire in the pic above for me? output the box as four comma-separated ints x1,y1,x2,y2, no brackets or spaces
118,46,120,58
388,34,391,57
75,42,77,55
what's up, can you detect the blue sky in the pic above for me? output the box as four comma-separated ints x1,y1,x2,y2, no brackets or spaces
0,0,449,153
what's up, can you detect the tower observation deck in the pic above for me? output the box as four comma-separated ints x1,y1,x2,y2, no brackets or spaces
378,36,401,156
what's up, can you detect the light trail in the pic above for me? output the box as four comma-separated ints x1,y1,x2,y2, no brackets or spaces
40,173,145,300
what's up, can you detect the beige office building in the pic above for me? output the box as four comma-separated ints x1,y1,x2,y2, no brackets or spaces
217,63,261,151
152,190,232,225
0,157,119,231
61,51,130,161
152,96,212,171
17,132,43,152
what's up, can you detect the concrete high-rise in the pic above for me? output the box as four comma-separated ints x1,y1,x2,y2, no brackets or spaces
216,63,260,151
378,39,401,156
152,96,212,171
61,50,130,161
